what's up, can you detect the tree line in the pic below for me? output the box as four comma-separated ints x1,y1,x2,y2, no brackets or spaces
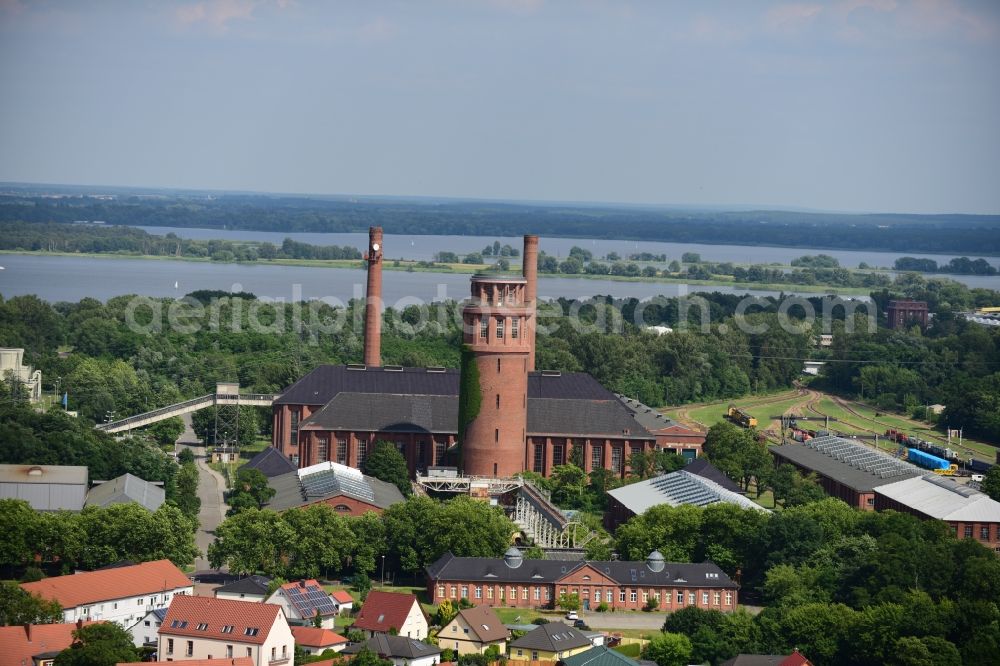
895,255,998,275
2,192,999,253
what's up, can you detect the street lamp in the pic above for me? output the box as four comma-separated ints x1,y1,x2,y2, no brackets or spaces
380,555,386,588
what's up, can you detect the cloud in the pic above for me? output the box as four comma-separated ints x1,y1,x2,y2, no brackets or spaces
765,3,824,33
173,0,293,32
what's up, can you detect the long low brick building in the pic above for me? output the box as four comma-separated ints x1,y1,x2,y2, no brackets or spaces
425,549,738,613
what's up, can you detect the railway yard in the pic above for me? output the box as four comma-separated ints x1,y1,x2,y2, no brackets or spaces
664,385,998,470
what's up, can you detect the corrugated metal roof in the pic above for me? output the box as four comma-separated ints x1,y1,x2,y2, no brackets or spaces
874,474,1000,522
85,473,165,512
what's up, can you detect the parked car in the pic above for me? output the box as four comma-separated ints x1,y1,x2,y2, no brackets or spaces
565,611,579,621
573,619,588,629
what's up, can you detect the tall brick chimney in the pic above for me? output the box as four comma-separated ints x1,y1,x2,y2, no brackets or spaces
522,235,539,371
363,227,383,367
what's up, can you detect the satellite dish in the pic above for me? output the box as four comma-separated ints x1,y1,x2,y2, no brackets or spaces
372,242,380,251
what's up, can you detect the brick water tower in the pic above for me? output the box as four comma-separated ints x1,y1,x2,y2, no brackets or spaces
458,273,532,477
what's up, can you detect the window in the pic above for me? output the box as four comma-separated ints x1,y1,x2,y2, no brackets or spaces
336,438,347,464
688,592,695,605
496,318,505,339
611,446,623,474
334,504,350,512
534,587,540,600
594,590,600,603
138,599,144,606
533,442,544,473
496,394,500,409
964,525,973,538
532,652,539,661
713,592,721,605
981,526,990,541
630,590,637,603
866,497,874,506
437,585,445,598
221,625,234,634
461,586,468,598
545,588,551,600
511,318,519,339
522,587,529,600
641,591,648,602
358,440,369,466
317,437,329,462
272,648,277,660
186,641,193,657
725,591,733,606
475,586,482,599
619,591,626,603
606,590,613,603
196,623,208,631
167,639,174,655
516,650,524,658
676,590,683,604
702,592,709,605
144,621,150,627
553,443,564,466
290,410,300,444
488,587,494,599
245,628,260,636
591,445,602,470
480,318,488,339
450,586,457,599
226,646,233,658
495,428,499,443
247,648,252,657
435,441,446,465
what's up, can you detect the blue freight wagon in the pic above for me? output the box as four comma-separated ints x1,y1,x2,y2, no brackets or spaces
907,447,952,473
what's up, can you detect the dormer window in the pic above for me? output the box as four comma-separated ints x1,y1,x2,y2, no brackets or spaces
245,628,259,636
196,623,208,631
221,625,234,634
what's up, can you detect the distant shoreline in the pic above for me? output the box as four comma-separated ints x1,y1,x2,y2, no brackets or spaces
0,250,872,295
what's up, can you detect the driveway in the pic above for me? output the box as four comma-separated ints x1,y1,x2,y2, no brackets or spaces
176,413,229,575
571,613,667,630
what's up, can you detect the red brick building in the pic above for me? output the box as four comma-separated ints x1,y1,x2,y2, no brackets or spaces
425,550,738,613
263,461,405,517
886,299,929,330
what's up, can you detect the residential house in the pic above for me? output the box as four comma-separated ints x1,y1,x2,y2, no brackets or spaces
0,621,94,666
289,627,348,655
127,608,166,647
508,623,593,663
118,660,254,666
352,590,428,640
720,650,812,666
264,580,338,629
85,473,165,512
438,606,509,655
20,559,193,628
426,549,739,612
330,590,354,614
215,576,272,603
341,634,441,666
157,595,294,666
562,645,639,666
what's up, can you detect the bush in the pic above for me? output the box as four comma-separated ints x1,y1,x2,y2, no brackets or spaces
21,566,45,583
596,602,609,613
643,597,659,612
532,617,550,625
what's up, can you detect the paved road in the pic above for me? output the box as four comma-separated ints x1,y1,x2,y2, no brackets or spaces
176,414,229,575
575,613,668,630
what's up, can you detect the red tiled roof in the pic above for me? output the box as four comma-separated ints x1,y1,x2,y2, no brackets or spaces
118,660,253,666
291,626,348,648
331,590,354,604
0,622,96,666
20,560,191,608
353,590,420,634
160,595,284,646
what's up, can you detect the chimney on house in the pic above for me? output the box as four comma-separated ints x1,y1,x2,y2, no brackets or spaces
522,234,539,371
363,227,384,367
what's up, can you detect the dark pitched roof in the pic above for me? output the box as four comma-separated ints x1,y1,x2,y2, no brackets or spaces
265,463,405,512
528,398,653,439
342,634,441,660
85,473,165,511
243,447,297,478
684,458,744,494
276,365,618,406
563,645,639,666
616,395,679,432
720,653,812,666
771,442,921,493
301,393,457,433
509,623,592,651
425,553,737,589
214,575,272,597
353,591,422,634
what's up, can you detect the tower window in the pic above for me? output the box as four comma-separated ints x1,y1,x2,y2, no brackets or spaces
496,317,505,339
495,428,499,443
496,394,500,409
480,318,488,339
511,318,519,339
497,358,501,372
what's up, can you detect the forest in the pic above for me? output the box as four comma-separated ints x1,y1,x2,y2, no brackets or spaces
2,190,999,253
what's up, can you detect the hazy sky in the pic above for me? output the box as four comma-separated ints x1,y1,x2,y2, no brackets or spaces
1,1,998,214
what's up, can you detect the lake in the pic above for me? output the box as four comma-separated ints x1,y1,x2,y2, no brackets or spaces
1,254,839,304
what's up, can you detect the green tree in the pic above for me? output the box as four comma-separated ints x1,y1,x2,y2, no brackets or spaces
363,441,413,496
703,422,771,494
435,598,458,626
227,467,277,515
980,466,1000,502
54,622,139,666
0,582,63,626
557,592,581,612
208,508,295,576
890,636,962,666
549,464,588,508
643,632,693,666
0,499,36,566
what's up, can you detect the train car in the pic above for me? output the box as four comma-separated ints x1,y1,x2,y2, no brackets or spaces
967,458,995,474
906,448,957,475
726,406,758,428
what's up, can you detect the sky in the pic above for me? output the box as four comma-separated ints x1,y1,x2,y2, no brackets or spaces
1,0,998,214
